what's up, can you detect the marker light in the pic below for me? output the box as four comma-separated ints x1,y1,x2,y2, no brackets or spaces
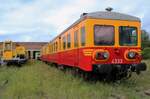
95,52,109,60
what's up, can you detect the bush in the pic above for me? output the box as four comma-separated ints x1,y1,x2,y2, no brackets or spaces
142,47,150,59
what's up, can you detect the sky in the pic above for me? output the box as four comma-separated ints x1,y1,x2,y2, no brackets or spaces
0,0,149,42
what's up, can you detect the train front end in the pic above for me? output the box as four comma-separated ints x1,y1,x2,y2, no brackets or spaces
84,12,147,79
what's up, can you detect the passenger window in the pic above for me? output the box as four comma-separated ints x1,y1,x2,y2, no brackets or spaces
67,34,71,48
54,43,55,52
81,27,86,46
51,45,52,53
49,45,51,53
59,37,61,50
74,30,79,48
63,36,66,50
51,45,53,53
56,42,58,51
53,43,55,52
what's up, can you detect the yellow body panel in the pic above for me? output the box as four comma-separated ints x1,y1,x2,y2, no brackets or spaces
42,18,141,55
3,51,13,60
41,44,49,56
45,44,50,54
86,19,141,47
3,41,13,60
15,46,26,55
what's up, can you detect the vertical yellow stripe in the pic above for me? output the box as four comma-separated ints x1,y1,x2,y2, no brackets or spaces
115,26,119,47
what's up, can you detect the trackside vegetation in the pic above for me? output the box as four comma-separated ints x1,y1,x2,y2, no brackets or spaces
0,60,150,99
142,48,150,59
142,30,150,59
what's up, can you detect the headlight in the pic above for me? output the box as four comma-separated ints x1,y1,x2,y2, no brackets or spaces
95,52,109,60
103,52,109,59
128,52,136,59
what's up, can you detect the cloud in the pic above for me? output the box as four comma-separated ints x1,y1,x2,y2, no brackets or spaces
0,0,150,41
44,0,97,33
0,0,98,41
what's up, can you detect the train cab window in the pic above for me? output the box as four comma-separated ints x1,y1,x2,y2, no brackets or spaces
94,25,114,46
74,30,79,48
81,27,85,46
67,34,71,48
63,36,66,50
119,26,137,46
5,43,11,50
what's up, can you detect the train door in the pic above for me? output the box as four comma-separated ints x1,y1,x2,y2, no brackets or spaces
74,30,79,67
58,37,61,64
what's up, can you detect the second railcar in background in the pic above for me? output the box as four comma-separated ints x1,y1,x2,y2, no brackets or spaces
41,9,147,80
2,40,27,66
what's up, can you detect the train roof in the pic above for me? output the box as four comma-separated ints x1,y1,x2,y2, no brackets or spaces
81,11,140,22
50,11,140,42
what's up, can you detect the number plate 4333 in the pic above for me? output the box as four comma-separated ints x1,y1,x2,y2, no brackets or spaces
112,59,123,64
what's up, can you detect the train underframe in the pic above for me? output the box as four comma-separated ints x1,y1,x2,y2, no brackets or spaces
92,63,147,81
3,58,28,66
41,47,147,81
42,60,147,81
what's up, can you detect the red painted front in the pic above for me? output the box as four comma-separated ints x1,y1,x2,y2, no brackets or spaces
41,47,142,72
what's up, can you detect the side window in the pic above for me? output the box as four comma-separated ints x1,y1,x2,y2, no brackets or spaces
51,45,53,53
67,33,71,48
50,45,52,53
56,42,58,51
74,30,79,48
63,36,66,50
81,27,86,46
59,37,61,50
49,45,51,53
53,43,54,52
51,45,52,53
54,43,56,52
53,43,55,52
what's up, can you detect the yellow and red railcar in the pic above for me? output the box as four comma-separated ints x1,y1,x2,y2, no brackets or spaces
41,10,147,80
40,44,50,62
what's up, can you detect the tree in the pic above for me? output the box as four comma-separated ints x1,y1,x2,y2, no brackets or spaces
141,30,150,48
141,30,149,41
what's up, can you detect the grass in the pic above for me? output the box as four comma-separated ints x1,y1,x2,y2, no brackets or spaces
0,60,149,99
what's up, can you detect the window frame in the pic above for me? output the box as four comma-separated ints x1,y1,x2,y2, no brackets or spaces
63,36,66,50
94,25,115,46
4,43,12,51
55,42,58,52
52,44,53,53
74,30,79,48
80,26,86,46
53,43,55,52
67,33,71,49
119,26,138,46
